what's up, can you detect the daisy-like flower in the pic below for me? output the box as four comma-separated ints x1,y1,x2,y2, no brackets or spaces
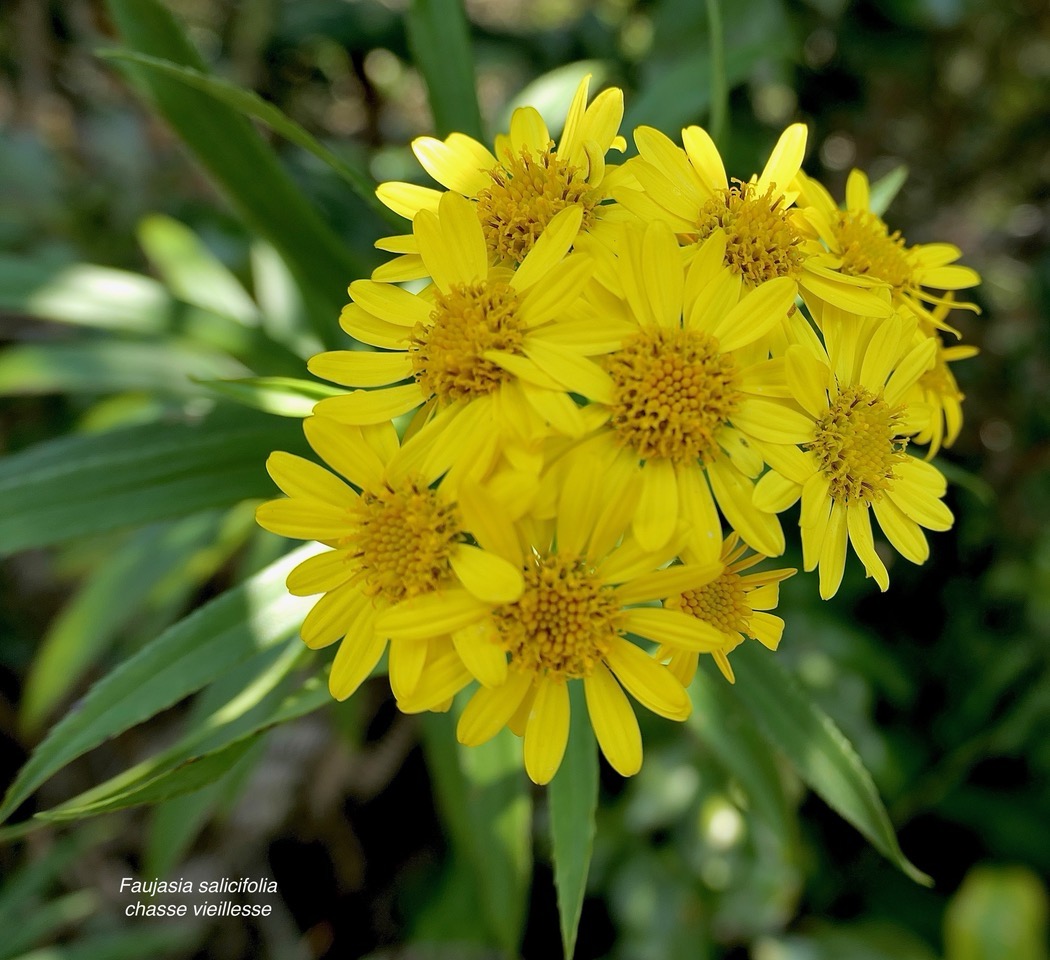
310,193,628,462
658,533,796,686
373,74,628,281
375,458,730,784
795,168,980,332
614,123,892,317
517,219,807,560
909,332,978,456
254,415,524,703
752,314,954,599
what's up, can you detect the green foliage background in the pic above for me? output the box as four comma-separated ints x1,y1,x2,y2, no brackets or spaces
0,0,1047,958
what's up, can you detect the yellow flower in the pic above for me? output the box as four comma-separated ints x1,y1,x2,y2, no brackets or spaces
310,193,625,464
614,124,892,317
377,461,729,784
374,75,628,280
658,533,796,685
254,416,524,703
796,168,980,332
522,219,805,560
752,314,954,598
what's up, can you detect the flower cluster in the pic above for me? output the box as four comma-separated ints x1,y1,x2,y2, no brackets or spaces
257,77,980,783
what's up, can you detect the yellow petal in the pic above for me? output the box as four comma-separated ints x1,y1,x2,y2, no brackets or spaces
708,459,785,557
286,548,353,596
328,604,384,699
756,123,808,197
748,611,784,650
301,581,369,650
255,498,356,541
397,649,474,713
621,608,725,652
524,678,570,784
308,350,414,388
266,451,354,505
845,168,870,212
348,279,432,326
412,133,495,195
731,399,814,444
451,619,508,689
525,339,614,402
845,501,888,590
376,589,489,641
752,470,802,514
517,254,594,327
712,276,797,352
457,670,533,745
314,382,426,425
872,496,929,564
604,636,691,720
675,463,723,563
376,181,443,219
513,205,584,292
388,635,429,700
339,303,411,349
584,662,642,777
634,458,679,552
509,105,551,154
616,562,721,605
302,416,386,493
818,501,848,600
681,125,728,193
451,544,525,603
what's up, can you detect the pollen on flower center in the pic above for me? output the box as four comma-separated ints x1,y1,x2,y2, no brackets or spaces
343,477,462,604
666,571,751,636
834,210,915,291
807,384,909,503
492,555,625,680
409,280,526,403
475,146,599,263
605,327,740,465
695,181,804,286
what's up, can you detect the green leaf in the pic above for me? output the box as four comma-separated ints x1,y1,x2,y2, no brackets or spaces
420,711,532,955
0,340,247,397
0,409,308,556
193,376,345,417
6,928,199,960
687,665,795,840
97,54,396,228
251,242,322,359
0,257,170,334
868,165,909,217
100,0,368,342
137,214,261,324
730,643,930,884
0,892,98,960
35,642,319,820
549,683,599,960
0,546,316,824
406,0,484,140
20,514,225,733
499,61,611,136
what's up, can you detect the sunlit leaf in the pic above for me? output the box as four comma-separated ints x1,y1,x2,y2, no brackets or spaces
193,376,345,417
730,643,930,884
0,546,317,824
868,165,909,217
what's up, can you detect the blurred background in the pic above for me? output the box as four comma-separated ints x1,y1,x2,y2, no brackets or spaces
0,0,1048,957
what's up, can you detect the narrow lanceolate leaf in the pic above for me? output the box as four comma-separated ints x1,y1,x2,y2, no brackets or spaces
101,0,367,341
0,409,308,556
868,165,909,217
688,664,795,841
549,683,599,960
193,376,345,417
0,340,247,397
0,257,170,333
730,643,931,884
98,57,397,227
406,0,484,140
0,546,317,824
421,712,532,955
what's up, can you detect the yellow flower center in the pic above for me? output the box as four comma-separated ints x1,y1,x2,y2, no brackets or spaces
344,478,462,604
492,555,625,680
834,210,915,291
695,181,804,287
807,384,909,503
605,327,740,464
475,146,598,263
666,571,750,638
409,279,526,403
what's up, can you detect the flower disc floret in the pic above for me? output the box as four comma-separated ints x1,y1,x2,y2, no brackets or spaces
409,279,527,403
808,384,909,503
476,146,599,263
606,327,741,465
493,555,625,681
834,210,914,291
348,478,463,604
695,181,805,286
668,572,750,637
